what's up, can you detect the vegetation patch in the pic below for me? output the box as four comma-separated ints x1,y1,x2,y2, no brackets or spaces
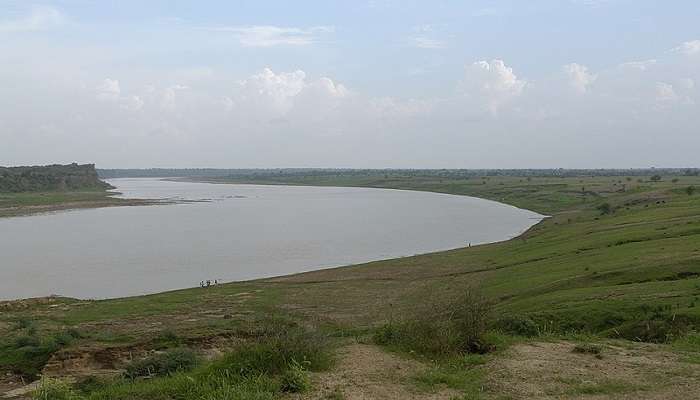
0,319,81,379
572,343,603,356
123,348,197,379
374,290,494,358
30,321,330,400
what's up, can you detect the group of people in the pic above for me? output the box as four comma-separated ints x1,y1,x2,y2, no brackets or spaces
199,279,218,288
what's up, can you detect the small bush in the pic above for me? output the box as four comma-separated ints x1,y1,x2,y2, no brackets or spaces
279,359,311,393
451,290,493,353
74,375,109,394
374,289,493,357
32,378,82,400
614,318,688,343
152,329,183,349
15,317,36,331
124,348,197,379
493,315,539,337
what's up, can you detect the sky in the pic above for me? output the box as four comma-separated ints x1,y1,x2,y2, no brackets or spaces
1,1,699,169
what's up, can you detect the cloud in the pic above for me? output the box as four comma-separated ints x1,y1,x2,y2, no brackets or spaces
563,63,597,93
672,40,700,56
655,82,678,103
471,7,505,17
460,60,526,114
678,78,695,90
0,6,66,33
161,85,189,110
571,0,612,7
2,37,699,168
411,37,446,49
237,68,307,113
410,25,447,49
205,25,333,47
618,59,657,71
96,79,121,101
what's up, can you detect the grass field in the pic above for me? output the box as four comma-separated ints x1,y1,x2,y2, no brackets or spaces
2,172,700,399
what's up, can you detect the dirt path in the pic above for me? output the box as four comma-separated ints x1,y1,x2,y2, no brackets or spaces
486,340,700,399
293,343,458,400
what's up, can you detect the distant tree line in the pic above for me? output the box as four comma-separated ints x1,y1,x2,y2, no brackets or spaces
0,164,111,193
98,167,700,180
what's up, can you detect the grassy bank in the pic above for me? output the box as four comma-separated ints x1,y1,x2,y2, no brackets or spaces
2,172,700,398
0,190,152,218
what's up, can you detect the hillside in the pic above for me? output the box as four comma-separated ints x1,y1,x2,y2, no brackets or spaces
0,164,111,193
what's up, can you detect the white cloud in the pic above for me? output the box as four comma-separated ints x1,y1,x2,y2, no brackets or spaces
678,78,695,90
2,38,699,168
0,6,66,33
618,59,657,71
672,40,700,55
161,85,189,110
237,68,307,114
411,37,446,49
205,25,333,47
96,79,121,101
563,63,597,93
655,82,678,103
125,96,144,111
461,60,526,114
410,25,447,49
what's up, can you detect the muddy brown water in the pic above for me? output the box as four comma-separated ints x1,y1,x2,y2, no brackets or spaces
0,178,542,300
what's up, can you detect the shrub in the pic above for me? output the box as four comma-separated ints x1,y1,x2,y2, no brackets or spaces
493,315,539,337
374,289,493,357
32,378,82,400
124,348,197,379
203,321,331,384
279,359,311,393
450,290,493,353
687,186,696,196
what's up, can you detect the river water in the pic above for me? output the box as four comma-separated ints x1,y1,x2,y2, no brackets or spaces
0,178,543,300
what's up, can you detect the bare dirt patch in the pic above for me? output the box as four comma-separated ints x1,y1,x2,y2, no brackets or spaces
293,343,458,400
486,340,700,399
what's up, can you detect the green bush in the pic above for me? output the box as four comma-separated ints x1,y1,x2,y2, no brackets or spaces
124,348,197,379
205,325,330,380
614,316,690,343
32,378,82,400
493,315,539,337
279,359,311,393
374,289,493,357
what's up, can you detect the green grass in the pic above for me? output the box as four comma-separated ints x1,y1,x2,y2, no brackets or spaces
31,321,331,400
0,326,81,379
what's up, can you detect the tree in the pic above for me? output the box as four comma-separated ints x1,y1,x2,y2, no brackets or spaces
650,175,662,182
687,186,696,196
